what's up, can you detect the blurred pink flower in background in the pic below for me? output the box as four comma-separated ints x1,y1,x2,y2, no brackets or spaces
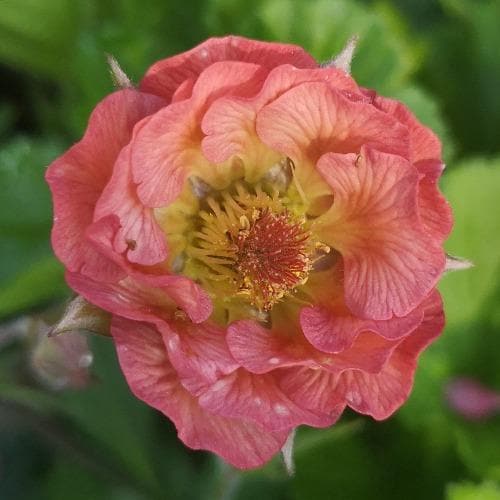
445,378,500,420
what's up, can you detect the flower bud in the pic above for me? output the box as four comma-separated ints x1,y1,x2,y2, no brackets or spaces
31,318,93,390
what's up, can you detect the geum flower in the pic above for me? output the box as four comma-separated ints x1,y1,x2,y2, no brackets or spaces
46,36,453,469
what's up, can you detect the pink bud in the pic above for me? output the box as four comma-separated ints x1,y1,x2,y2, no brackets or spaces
31,320,93,390
445,378,500,420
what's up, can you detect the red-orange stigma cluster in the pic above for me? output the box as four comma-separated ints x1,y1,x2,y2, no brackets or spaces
233,208,311,310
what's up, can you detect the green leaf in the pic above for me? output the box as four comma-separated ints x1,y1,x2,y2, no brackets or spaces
0,136,67,317
0,104,14,140
421,0,500,155
0,0,78,76
0,137,61,234
56,338,160,494
0,384,64,414
454,421,500,482
259,0,423,94
0,136,64,288
40,459,114,500
447,480,500,500
205,0,422,94
0,256,67,319
439,157,500,329
204,0,267,39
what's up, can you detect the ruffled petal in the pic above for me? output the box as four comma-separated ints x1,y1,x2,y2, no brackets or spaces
256,81,409,165
227,319,401,376
45,89,165,280
415,160,453,242
300,303,423,353
112,316,288,469
137,274,212,324
66,267,211,326
279,291,443,419
328,332,402,374
201,64,361,166
337,291,445,419
140,36,317,101
84,216,212,324
197,369,331,432
373,95,441,163
278,367,346,420
315,147,445,319
227,319,318,374
171,78,195,103
94,143,168,266
201,97,274,171
369,94,452,242
66,271,175,325
161,320,238,395
132,61,268,207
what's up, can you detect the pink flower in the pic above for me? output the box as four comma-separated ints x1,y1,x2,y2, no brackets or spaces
445,378,500,420
46,36,452,468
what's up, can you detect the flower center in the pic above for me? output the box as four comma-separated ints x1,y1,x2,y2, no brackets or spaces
188,182,312,311
234,208,311,310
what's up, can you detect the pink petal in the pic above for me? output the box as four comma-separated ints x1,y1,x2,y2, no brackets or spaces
256,81,409,164
227,319,318,374
137,273,213,324
132,61,268,207
160,320,239,395
416,160,453,242
46,90,165,280
66,272,175,326
66,267,211,326
140,36,317,101
129,98,192,208
278,367,346,421
94,143,168,266
171,78,195,103
84,216,212,324
278,291,443,420
326,332,401,374
112,316,288,469
315,147,445,320
300,303,423,353
197,369,332,432
202,64,362,164
338,290,445,419
365,94,452,242
201,97,264,165
373,95,441,163
228,315,400,376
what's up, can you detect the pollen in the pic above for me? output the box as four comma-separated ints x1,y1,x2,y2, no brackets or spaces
234,208,311,310
188,182,312,311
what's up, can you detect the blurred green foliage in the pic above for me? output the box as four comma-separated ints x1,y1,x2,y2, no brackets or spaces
1,0,499,498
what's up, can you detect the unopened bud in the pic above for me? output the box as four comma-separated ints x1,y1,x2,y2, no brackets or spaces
31,319,93,390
